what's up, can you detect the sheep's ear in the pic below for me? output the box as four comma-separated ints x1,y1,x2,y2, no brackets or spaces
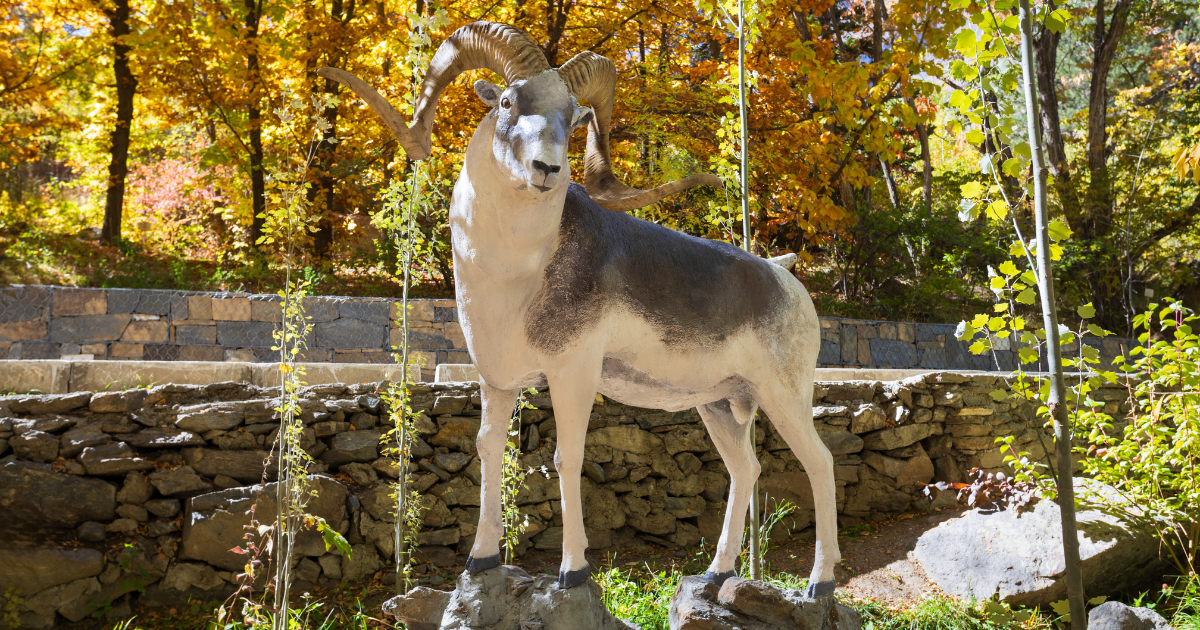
474,80,501,107
572,105,594,129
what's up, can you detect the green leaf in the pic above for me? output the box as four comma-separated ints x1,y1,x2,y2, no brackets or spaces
949,89,972,110
1016,288,1037,304
1087,323,1108,337
990,389,1009,401
1050,600,1072,616
969,339,990,354
961,181,984,199
1018,347,1040,364
988,316,1006,331
317,518,353,560
994,303,1010,313
1078,303,1097,319
1002,158,1025,177
1012,141,1031,158
1046,8,1071,34
1000,14,1020,34
1089,596,1108,606
990,276,1008,291
1048,219,1073,241
955,30,979,55
966,129,986,145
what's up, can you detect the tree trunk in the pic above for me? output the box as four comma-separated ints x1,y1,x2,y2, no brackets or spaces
1034,21,1082,229
907,98,932,210
100,0,138,245
1082,0,1132,239
245,0,266,246
1018,2,1087,628
310,78,340,259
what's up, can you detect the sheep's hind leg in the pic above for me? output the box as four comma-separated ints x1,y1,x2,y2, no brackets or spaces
466,383,520,573
695,398,760,587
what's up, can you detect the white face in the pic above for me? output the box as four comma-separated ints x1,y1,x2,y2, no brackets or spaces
474,72,593,194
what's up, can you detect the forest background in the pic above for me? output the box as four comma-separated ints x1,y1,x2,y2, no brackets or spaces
1,0,1198,335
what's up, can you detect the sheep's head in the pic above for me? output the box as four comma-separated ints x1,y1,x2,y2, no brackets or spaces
474,71,592,193
317,21,720,211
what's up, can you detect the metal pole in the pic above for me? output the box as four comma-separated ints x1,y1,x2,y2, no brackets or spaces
738,0,761,582
1017,0,1086,627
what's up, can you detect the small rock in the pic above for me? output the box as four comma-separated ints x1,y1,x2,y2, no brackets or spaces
213,474,240,489
145,498,181,518
105,518,139,533
295,557,321,583
321,430,381,467
1088,601,1172,630
78,521,107,542
11,430,59,463
149,466,211,497
89,390,148,414
147,519,179,537
340,462,379,485
125,428,206,448
434,451,472,473
318,555,342,581
434,565,638,629
162,562,224,591
1,461,117,527
117,471,154,505
382,586,452,630
117,504,149,522
371,457,400,479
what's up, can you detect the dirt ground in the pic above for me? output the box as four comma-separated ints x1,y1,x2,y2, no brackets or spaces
512,506,969,603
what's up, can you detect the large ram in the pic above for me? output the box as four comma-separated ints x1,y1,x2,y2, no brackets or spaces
319,21,838,596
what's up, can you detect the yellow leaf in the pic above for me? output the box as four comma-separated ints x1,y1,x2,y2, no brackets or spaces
961,182,984,199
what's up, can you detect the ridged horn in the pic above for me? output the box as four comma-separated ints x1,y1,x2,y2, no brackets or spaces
317,21,551,161
557,50,722,212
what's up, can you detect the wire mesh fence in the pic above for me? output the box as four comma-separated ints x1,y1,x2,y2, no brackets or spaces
0,284,1135,374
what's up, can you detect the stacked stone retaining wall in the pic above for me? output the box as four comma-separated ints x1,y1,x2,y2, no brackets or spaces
0,373,1134,627
0,285,1134,375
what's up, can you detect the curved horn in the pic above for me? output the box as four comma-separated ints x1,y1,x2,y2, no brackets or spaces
557,51,722,212
318,21,550,161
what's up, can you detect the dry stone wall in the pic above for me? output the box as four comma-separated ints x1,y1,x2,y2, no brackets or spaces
0,374,1134,627
0,285,1135,374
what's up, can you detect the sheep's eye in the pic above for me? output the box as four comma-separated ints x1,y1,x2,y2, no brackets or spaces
501,97,511,109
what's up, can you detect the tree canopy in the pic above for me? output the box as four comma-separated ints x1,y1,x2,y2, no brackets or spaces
1,0,1197,331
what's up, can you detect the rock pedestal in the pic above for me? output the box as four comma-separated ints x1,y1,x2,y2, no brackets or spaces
669,576,861,630
382,565,639,630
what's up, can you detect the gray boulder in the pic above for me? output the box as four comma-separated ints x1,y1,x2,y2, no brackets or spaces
126,427,206,448
1089,601,1173,630
914,494,1170,605
0,461,116,527
180,475,347,570
398,564,639,630
669,576,860,630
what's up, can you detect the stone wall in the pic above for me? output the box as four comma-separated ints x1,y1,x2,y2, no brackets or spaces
0,285,1135,375
0,374,1133,627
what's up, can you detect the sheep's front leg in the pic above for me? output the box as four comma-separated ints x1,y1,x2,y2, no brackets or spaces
465,383,520,572
546,363,602,589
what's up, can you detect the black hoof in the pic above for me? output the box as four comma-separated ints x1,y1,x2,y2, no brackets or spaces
558,564,592,589
701,571,736,587
464,554,501,573
804,580,835,598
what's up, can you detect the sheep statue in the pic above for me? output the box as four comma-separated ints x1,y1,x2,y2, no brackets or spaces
319,20,838,605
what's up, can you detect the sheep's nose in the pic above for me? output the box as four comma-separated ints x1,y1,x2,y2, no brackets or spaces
532,160,561,177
